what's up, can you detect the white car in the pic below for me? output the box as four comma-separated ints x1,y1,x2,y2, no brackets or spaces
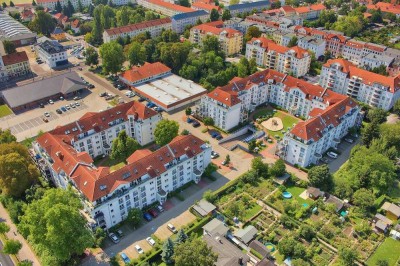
109,233,120,243
44,112,50,117
146,237,156,246
49,100,54,104
157,205,164,212
344,138,354,144
327,151,338,159
211,151,219,159
135,245,144,254
75,101,80,106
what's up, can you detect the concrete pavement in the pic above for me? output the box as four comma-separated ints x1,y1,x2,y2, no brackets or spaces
0,240,14,266
0,204,40,266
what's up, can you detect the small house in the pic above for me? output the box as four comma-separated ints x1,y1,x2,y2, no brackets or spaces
306,187,323,200
203,218,229,237
71,19,81,34
249,240,270,258
234,225,258,245
324,193,344,212
51,27,66,41
193,199,217,217
381,202,400,220
373,213,393,233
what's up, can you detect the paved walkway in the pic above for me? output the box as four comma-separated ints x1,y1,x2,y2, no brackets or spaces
0,203,41,266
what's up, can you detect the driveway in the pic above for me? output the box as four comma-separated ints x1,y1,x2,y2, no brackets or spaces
103,173,229,258
327,137,360,173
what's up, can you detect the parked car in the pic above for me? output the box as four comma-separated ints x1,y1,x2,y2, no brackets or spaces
56,109,62,114
187,117,193,123
60,96,64,100
148,209,158,218
192,120,200,127
44,112,50,117
116,229,123,237
157,205,164,212
99,92,108,97
135,245,144,254
138,97,145,102
109,233,120,243
215,135,223,140
70,103,76,108
75,102,80,106
65,105,71,110
120,253,130,264
211,151,219,159
73,96,80,100
61,106,67,112
320,157,329,163
327,151,338,159
88,84,95,89
146,102,155,108
42,118,48,123
167,223,177,234
344,138,354,144
143,212,152,222
221,160,228,166
49,100,54,104
39,103,45,108
146,237,156,246
209,131,218,138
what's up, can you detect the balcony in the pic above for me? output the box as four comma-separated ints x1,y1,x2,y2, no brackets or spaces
314,153,322,159
333,138,340,143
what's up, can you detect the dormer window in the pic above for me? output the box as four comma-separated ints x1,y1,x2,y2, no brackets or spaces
100,185,107,191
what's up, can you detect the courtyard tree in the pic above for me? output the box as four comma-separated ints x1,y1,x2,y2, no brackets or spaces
99,41,124,74
2,40,16,55
248,139,257,153
366,108,387,124
19,189,94,265
287,36,298,47
0,143,39,197
361,121,380,147
270,159,286,177
173,237,218,266
224,154,230,165
185,107,192,118
0,128,16,144
0,222,10,234
3,240,22,255
209,8,219,21
161,238,175,264
127,208,143,228
93,227,106,247
221,9,231,21
83,47,99,67
110,130,140,161
251,157,269,178
154,119,179,146
298,224,316,241
307,164,333,191
203,117,214,129
244,26,261,42
202,35,221,54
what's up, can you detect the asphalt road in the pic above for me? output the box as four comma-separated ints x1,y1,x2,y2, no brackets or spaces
0,240,14,266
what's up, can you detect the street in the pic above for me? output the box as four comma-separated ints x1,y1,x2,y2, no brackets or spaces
0,240,14,266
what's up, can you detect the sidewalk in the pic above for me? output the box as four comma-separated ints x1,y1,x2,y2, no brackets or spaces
0,203,41,266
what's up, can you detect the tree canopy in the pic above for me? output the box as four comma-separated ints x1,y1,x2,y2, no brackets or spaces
127,41,146,66
173,237,218,266
307,164,333,191
28,11,56,36
0,129,16,144
99,41,124,74
19,189,93,265
127,208,143,228
83,47,99,66
3,240,22,255
2,40,16,55
270,159,286,177
209,9,220,21
154,119,179,146
110,130,140,161
251,157,269,178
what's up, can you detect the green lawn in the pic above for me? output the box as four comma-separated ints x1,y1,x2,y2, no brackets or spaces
94,156,126,172
0,105,12,118
367,238,400,266
244,204,263,220
267,111,301,139
110,162,126,172
286,186,313,205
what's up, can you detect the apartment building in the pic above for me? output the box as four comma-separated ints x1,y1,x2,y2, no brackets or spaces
319,59,400,110
103,18,172,43
192,2,221,13
35,40,68,68
245,37,311,77
190,21,243,56
367,2,400,19
0,51,31,81
198,69,360,167
294,4,326,20
171,10,209,34
278,96,359,167
33,123,210,229
37,0,92,10
297,36,326,58
137,0,194,16
226,1,270,16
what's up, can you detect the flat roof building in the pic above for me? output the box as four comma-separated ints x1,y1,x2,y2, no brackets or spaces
0,12,37,50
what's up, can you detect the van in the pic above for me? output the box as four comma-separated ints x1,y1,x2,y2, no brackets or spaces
167,223,177,233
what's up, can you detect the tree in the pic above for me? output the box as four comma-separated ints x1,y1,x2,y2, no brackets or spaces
77,0,83,12
287,36,298,47
154,119,179,146
222,9,231,21
366,108,387,123
353,188,375,215
127,42,146,66
28,11,56,36
127,208,143,228
241,169,258,184
370,8,383,23
185,107,192,117
0,143,39,197
277,236,297,257
237,57,250,77
380,123,400,152
161,238,174,264
338,246,358,266
56,0,62,12
173,237,218,266
83,47,98,66
370,65,388,76
178,0,190,7
333,15,365,37
116,6,130,26
32,0,36,6
93,227,106,247
203,189,216,203
270,159,286,177
175,229,188,244
110,130,140,161
361,121,380,147
224,154,230,165
298,224,316,241
17,260,33,266
248,139,257,153
2,40,16,55
203,117,214,129
0,129,16,144
307,165,332,191
19,189,94,265
0,222,10,234
99,41,124,74
251,157,269,178
202,35,221,54
244,26,261,42
3,240,22,255
210,8,219,21
9,0,14,6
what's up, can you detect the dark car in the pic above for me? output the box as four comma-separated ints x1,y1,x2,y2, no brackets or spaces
88,84,95,89
192,120,200,127
148,209,158,218
187,117,193,123
215,135,223,140
56,109,62,114
143,212,152,222
61,106,67,112
209,131,218,138
138,97,145,102
39,103,45,108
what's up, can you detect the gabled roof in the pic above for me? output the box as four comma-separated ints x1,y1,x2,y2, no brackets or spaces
71,19,80,28
120,62,171,84
207,87,241,107
192,2,221,12
248,37,309,59
367,2,400,15
382,202,400,217
234,225,258,244
146,0,195,12
191,22,242,38
171,10,208,20
295,3,326,13
1,51,29,66
104,18,172,36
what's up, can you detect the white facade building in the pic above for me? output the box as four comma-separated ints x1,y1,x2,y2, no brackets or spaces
137,0,194,16
297,35,326,58
245,37,311,77
171,10,209,34
37,0,92,10
35,40,68,68
320,59,400,110
103,18,172,43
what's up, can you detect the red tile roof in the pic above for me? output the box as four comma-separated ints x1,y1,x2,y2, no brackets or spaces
295,3,326,13
207,87,241,107
324,58,400,93
147,0,195,12
191,22,242,38
2,51,29,66
192,2,221,12
280,5,296,13
367,2,400,14
290,97,357,141
248,37,309,59
120,62,171,84
104,18,172,36
71,19,80,28
21,9,34,19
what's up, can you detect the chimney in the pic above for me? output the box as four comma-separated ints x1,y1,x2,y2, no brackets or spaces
56,151,64,160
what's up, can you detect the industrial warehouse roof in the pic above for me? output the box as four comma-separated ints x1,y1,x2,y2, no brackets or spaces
0,12,37,41
2,72,86,108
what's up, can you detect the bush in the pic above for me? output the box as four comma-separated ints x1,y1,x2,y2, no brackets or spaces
201,128,208,133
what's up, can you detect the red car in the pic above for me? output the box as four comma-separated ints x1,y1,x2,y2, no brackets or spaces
148,209,158,218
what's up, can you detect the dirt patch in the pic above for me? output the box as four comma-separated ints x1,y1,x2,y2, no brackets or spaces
262,117,284,131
